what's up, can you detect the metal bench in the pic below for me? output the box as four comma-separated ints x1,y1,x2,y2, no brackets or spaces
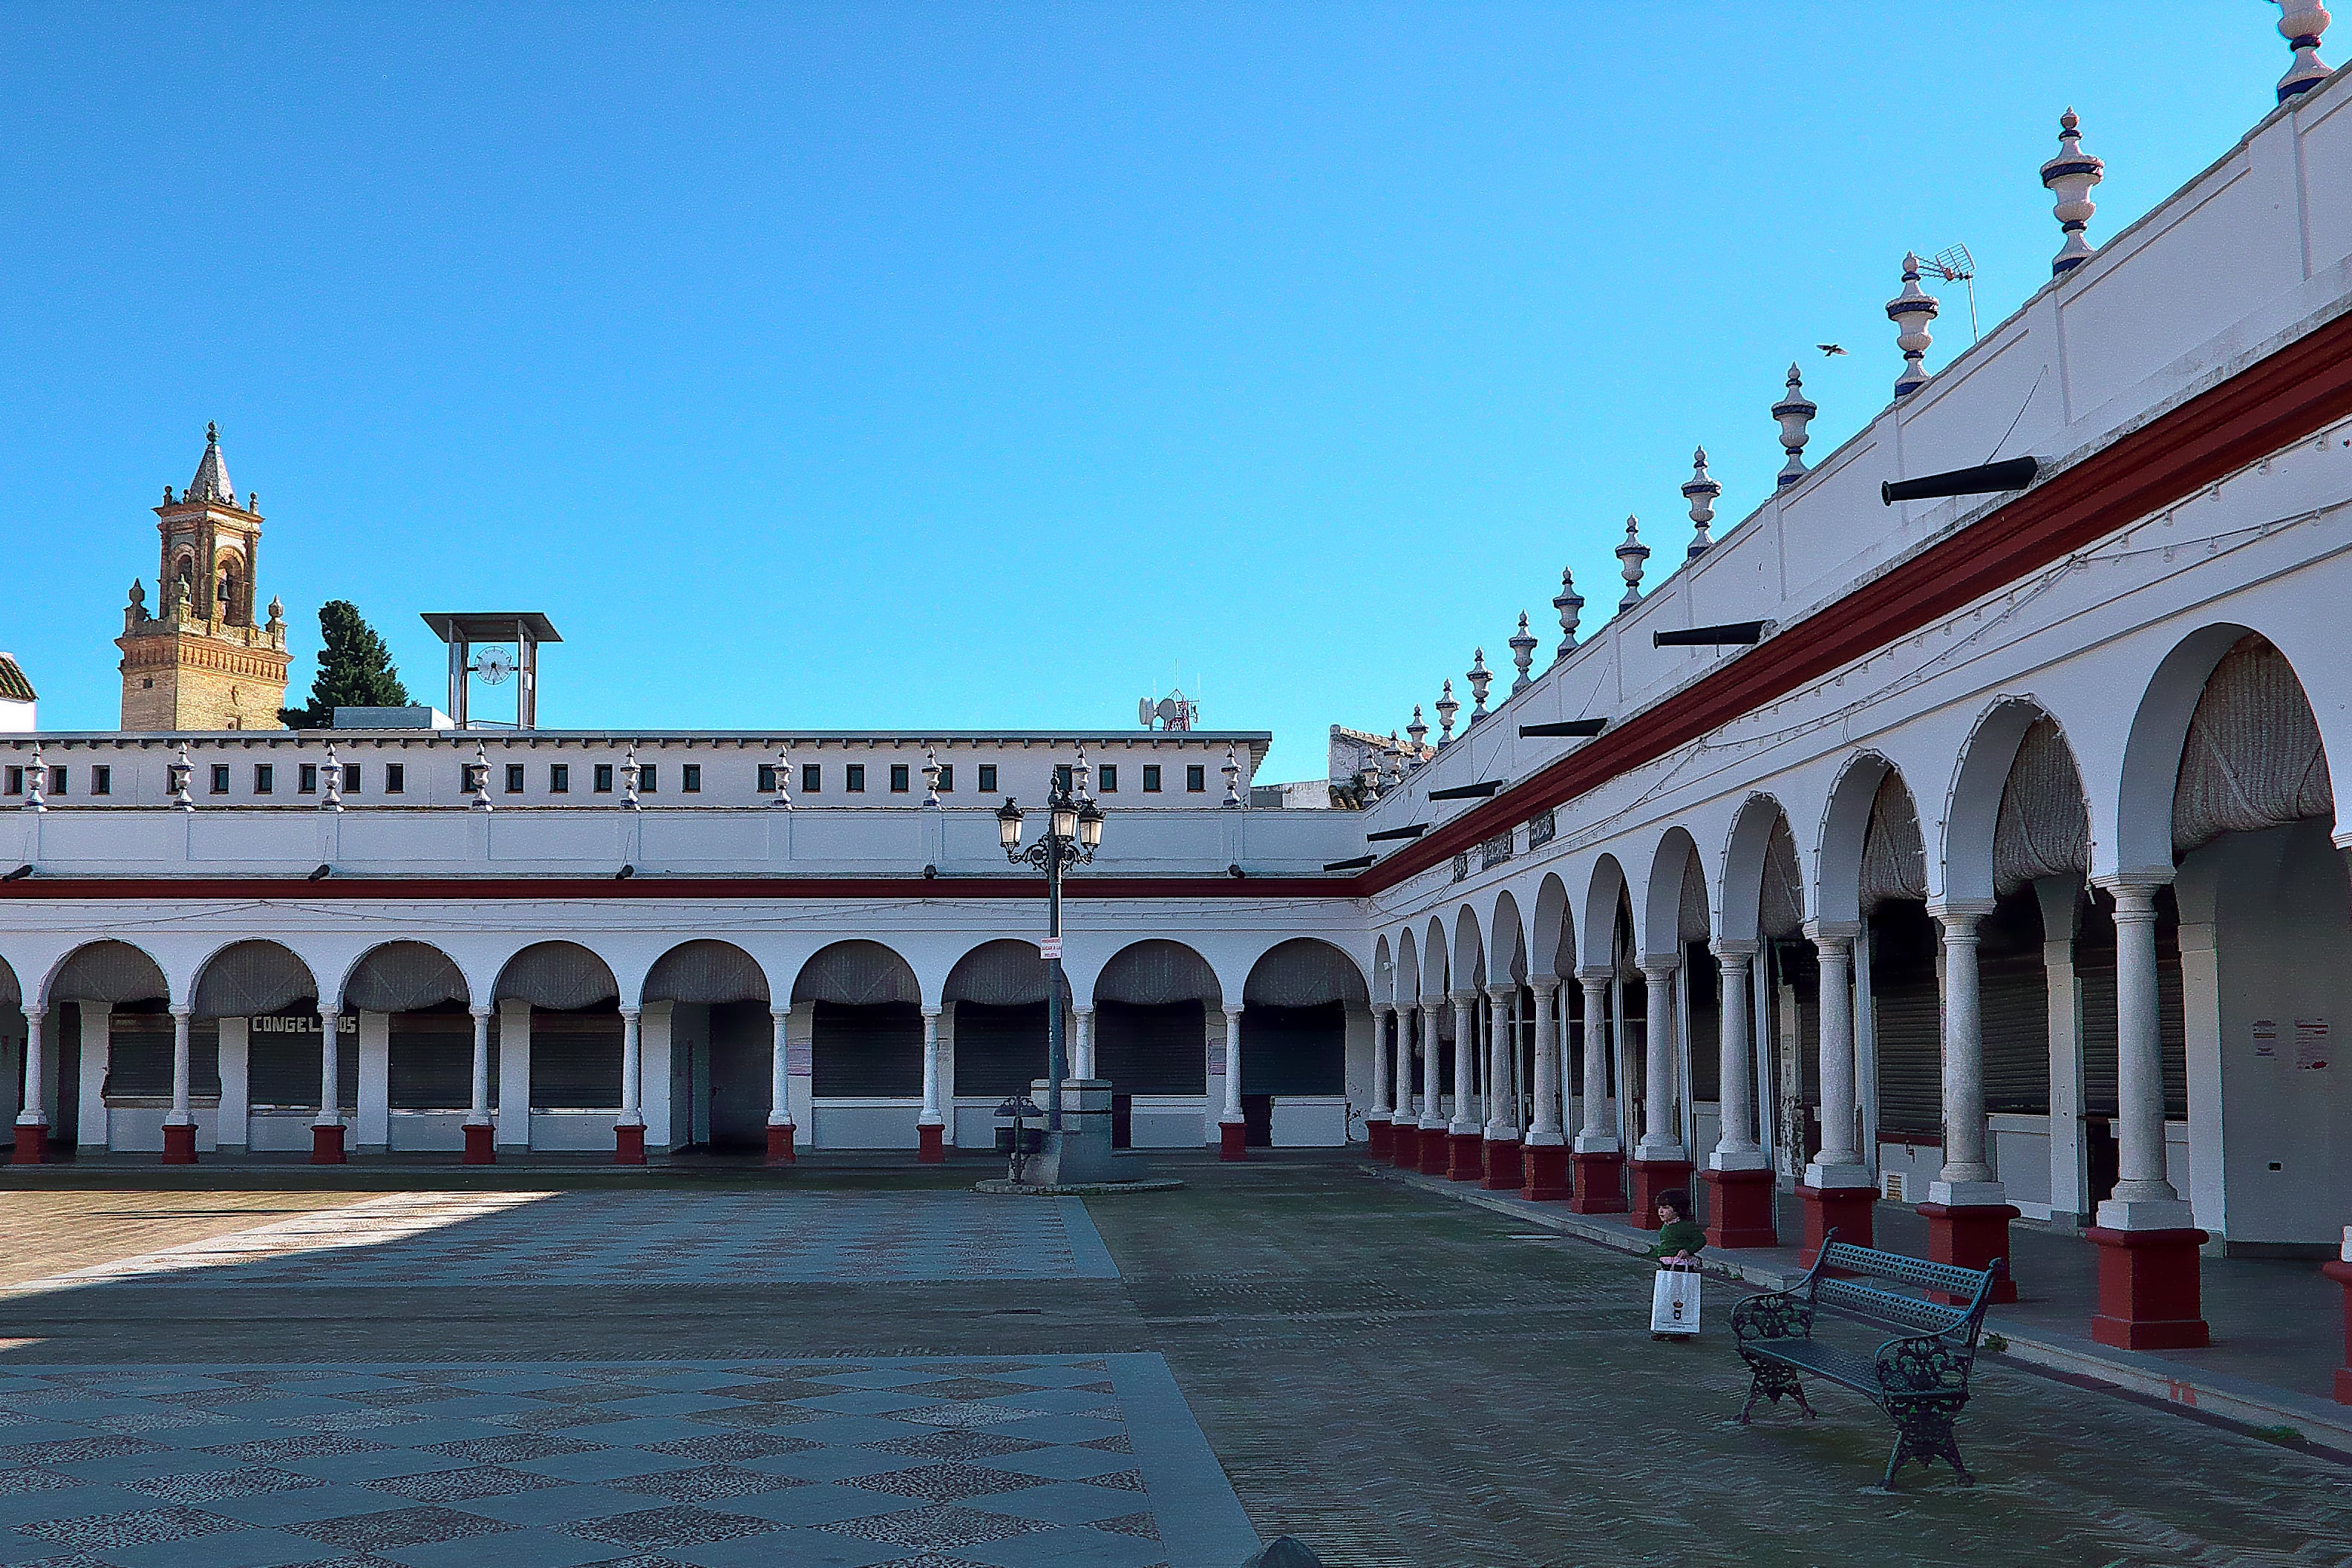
1729,1231,2002,1487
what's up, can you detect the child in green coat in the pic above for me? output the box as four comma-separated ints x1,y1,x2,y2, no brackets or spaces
1648,1188,1705,1342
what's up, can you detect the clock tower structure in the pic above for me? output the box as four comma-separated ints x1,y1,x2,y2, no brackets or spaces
117,424,293,731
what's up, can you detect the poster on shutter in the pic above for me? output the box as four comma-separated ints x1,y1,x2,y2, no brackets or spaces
2253,1018,2277,1059
786,1042,813,1078
2294,1018,2329,1070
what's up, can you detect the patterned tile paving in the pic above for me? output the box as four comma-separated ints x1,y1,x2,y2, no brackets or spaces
10,1192,1119,1290
0,1357,1248,1567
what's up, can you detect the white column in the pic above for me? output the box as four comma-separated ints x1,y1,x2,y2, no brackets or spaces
14,1004,44,1135
1369,1005,1393,1121
1485,985,1519,1137
1637,959,1685,1160
1072,1005,1095,1080
316,1010,342,1130
1710,944,1766,1169
2099,881,2192,1228
1930,901,2002,1203
1448,993,1478,1134
918,1007,944,1127
168,1006,194,1130
1528,978,1563,1143
467,1007,493,1127
497,1001,532,1147
768,1007,793,1128
618,1007,644,1127
1805,927,1867,1186
1417,1004,1442,1129
1575,970,1615,1151
2037,879,2087,1221
1220,1005,1244,1126
1394,1004,1417,1122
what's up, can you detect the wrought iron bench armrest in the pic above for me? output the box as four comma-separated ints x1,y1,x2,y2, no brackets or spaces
1872,1333,1974,1399
1731,1289,1814,1345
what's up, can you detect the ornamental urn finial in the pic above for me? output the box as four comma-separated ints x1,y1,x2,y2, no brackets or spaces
771,745,793,808
1508,612,1538,693
1405,705,1428,758
2040,109,2104,277
1615,516,1649,610
1773,364,1817,489
621,746,642,810
1682,445,1720,559
469,743,492,811
1552,568,1584,662
922,748,942,807
321,744,342,811
2276,4,2333,101
23,743,45,813
1434,679,1459,745
1887,252,1939,399
1221,743,1243,808
172,742,195,811
1466,650,1492,722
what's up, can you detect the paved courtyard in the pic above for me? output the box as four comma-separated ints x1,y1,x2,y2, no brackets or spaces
1,1158,2347,1567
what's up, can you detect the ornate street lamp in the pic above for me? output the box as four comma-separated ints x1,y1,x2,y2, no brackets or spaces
999,763,1104,1135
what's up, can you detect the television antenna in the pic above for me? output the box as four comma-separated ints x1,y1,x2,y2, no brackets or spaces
1923,244,1979,342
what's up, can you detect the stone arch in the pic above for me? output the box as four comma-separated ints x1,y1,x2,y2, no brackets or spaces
1532,872,1575,981
1395,928,1422,1003
790,941,919,1007
941,939,1061,1008
0,953,19,1010
2117,624,2316,878
494,942,622,1010
1719,794,1806,944
1579,855,1631,972
1091,939,1221,1010
1451,905,1486,998
1486,890,1528,987
1944,699,2093,906
1642,829,1710,961
793,941,924,1114
340,941,471,1015
190,941,319,1019
1816,754,1927,928
643,940,771,1007
1243,938,1371,1008
46,939,171,1007
1372,935,1394,1007
1091,938,1221,1108
1422,917,1450,1000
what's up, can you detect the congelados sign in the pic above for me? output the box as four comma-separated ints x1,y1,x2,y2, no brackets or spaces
247,1014,360,1034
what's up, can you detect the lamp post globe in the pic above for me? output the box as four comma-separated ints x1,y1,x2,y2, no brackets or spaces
996,797,1024,850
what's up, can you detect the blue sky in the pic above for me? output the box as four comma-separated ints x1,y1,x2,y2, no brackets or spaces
0,4,2288,780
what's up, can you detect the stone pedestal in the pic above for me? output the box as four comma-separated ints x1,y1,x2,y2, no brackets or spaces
1366,1116,1393,1160
1918,1201,2021,1302
8,1123,43,1166
1570,1149,1627,1213
766,1123,796,1166
2322,1259,2352,1406
918,1123,945,1164
2085,1226,2210,1349
1797,1183,1875,1264
1629,1158,1693,1229
463,1123,496,1166
613,1123,645,1166
1416,1127,1449,1177
162,1123,198,1165
1445,1131,1483,1183
1031,1081,1126,1183
1218,1122,1246,1160
310,1125,346,1166
1479,1137,1522,1192
1390,1123,1420,1169
1701,1167,1777,1249
1520,1142,1571,1203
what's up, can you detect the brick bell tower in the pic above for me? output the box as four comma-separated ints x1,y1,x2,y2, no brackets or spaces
117,423,292,731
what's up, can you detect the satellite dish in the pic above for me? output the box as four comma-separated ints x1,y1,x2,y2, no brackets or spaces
1156,697,1180,726
1138,696,1155,727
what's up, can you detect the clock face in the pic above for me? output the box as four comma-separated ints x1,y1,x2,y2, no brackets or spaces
473,646,517,686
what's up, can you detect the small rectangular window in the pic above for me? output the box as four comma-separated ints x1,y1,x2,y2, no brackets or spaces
210,764,230,795
978,764,998,794
91,765,111,797
640,764,656,793
385,762,406,794
594,763,614,794
506,763,525,794
757,764,776,793
253,764,273,795
937,763,953,793
682,763,702,793
801,762,821,794
846,764,866,793
1054,765,1074,793
2,766,19,795
1143,765,1162,792
550,763,570,794
1098,763,1118,793
48,766,66,797
343,764,360,794
298,763,317,794
1186,765,1206,792
889,763,909,793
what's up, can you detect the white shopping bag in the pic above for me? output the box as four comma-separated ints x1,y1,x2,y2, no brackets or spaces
1650,1261,1702,1335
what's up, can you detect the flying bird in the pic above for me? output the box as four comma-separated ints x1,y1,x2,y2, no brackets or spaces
1817,343,1848,356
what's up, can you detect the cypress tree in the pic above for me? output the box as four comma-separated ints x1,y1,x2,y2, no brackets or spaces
280,601,412,728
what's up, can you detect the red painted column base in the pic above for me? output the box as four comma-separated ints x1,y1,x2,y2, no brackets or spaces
2322,1260,2352,1406
1365,1117,1393,1159
1218,1120,1247,1160
2086,1226,2210,1350
1569,1150,1627,1213
1391,1123,1420,1169
1479,1137,1523,1192
10,1123,46,1166
1918,1201,2021,1302
1628,1159,1694,1229
1520,1141,1571,1203
1797,1183,1875,1264
161,1123,198,1165
917,1123,945,1163
1416,1128,1450,1177
1445,1131,1483,1182
463,1123,496,1165
310,1125,346,1166
613,1123,646,1166
1701,1167,1778,1249
765,1123,796,1166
